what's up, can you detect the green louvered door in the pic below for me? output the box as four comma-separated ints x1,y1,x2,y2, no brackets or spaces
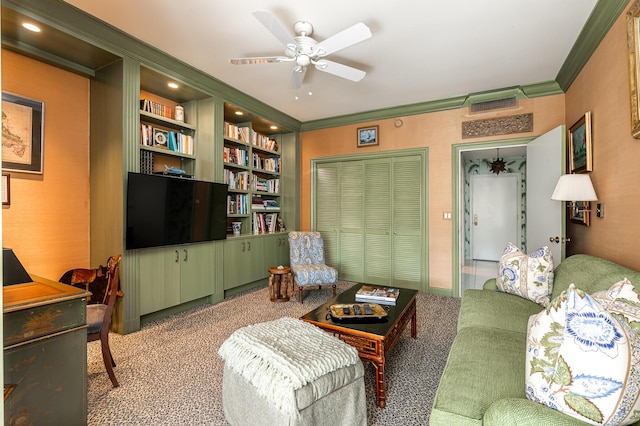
316,163,340,269
339,161,365,281
391,155,423,290
364,158,392,284
314,152,426,290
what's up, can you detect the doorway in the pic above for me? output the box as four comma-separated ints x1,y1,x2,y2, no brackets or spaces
454,127,565,297
460,145,527,293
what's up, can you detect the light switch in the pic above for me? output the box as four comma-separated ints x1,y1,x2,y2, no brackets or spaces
443,211,452,220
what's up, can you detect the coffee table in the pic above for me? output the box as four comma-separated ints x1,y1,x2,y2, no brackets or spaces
300,283,418,408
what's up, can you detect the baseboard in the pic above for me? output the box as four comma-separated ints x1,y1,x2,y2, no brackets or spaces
428,286,454,297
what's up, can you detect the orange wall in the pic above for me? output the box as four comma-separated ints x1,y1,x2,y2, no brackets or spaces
2,50,90,280
301,95,565,290
565,1,640,271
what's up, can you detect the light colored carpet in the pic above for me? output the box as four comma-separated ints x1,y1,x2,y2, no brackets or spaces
87,281,460,425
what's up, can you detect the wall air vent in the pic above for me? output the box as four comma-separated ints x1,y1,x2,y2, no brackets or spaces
470,96,518,113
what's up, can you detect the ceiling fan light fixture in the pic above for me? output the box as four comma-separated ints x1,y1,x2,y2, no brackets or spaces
230,10,371,88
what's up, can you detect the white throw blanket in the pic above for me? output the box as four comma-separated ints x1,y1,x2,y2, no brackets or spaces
218,317,359,417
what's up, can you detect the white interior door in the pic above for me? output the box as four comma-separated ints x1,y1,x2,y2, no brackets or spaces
526,125,565,263
470,174,520,261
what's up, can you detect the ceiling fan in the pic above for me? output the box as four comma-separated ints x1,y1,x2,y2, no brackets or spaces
229,10,372,89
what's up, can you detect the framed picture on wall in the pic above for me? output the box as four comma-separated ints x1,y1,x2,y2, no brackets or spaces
1,92,44,174
570,201,590,226
2,173,9,206
628,0,640,138
357,125,379,147
568,111,592,173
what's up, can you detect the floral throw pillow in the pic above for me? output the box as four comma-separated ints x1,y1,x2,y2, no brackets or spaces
591,278,640,334
525,283,640,425
497,242,554,306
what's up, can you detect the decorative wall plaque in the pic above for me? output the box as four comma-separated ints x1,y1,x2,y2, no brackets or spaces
462,113,533,139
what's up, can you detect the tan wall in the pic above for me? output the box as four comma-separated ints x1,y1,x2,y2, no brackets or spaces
565,1,640,271
300,95,565,290
2,50,90,280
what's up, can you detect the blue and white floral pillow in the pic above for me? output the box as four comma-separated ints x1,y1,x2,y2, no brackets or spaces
497,242,554,306
525,283,640,425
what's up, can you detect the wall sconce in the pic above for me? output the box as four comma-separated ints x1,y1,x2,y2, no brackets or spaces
550,174,598,216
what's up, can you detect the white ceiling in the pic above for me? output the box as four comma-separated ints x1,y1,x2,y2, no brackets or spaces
64,0,598,123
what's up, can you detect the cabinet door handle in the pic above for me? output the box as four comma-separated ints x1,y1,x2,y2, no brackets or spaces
175,250,179,263
184,249,188,262
242,242,245,252
247,242,251,251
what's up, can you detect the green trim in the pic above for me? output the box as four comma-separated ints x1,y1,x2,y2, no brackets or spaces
428,287,453,298
451,137,535,299
4,0,301,132
2,36,97,77
556,0,629,91
301,96,467,131
300,80,567,131
140,297,211,327
521,81,564,98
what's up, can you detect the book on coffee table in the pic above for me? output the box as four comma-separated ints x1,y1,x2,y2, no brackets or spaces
355,285,399,305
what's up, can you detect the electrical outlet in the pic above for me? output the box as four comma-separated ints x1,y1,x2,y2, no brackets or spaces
596,203,604,218
443,211,452,220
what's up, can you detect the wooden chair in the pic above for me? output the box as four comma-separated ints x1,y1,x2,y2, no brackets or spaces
86,254,122,387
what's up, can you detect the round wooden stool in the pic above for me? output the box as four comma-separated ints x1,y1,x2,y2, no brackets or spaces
268,266,293,302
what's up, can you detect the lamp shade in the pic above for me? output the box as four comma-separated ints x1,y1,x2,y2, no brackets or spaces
550,174,598,201
3,248,32,286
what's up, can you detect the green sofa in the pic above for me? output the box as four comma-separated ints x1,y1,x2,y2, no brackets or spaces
430,254,640,425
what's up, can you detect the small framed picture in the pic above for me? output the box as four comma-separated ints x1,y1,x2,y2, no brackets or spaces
2,92,44,174
357,126,379,147
570,201,590,226
153,128,169,149
2,173,10,206
568,112,592,173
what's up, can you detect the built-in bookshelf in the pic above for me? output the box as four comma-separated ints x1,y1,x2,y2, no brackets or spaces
223,114,282,235
139,90,197,176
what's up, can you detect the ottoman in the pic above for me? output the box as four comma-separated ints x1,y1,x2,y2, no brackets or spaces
218,317,367,426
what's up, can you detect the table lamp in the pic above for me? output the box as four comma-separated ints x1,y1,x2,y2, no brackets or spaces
3,248,32,286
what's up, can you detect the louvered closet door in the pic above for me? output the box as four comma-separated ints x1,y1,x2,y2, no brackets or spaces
392,155,423,289
339,161,364,281
316,163,339,268
364,158,392,285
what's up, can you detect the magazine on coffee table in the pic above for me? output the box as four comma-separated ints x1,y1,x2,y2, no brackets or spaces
355,285,399,305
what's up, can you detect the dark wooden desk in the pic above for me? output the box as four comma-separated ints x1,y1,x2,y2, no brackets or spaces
300,283,418,408
4,275,90,425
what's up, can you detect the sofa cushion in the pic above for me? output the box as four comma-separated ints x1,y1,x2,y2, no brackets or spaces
431,327,527,426
457,289,543,333
591,278,640,331
497,243,554,306
550,255,640,300
526,284,640,425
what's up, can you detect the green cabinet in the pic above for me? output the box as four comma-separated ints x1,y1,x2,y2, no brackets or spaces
314,151,427,290
139,242,214,315
223,237,265,290
223,233,289,291
263,233,290,269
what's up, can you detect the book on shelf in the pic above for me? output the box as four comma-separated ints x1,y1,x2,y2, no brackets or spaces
355,285,400,305
140,99,174,119
252,212,279,234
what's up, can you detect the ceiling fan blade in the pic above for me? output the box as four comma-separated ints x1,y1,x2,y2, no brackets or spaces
252,10,296,47
289,66,307,89
314,23,372,57
314,60,366,82
230,56,293,65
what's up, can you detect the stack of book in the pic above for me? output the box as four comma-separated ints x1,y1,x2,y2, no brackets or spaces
355,285,400,305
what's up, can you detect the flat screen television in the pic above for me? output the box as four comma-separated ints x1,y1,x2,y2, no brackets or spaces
126,172,228,250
